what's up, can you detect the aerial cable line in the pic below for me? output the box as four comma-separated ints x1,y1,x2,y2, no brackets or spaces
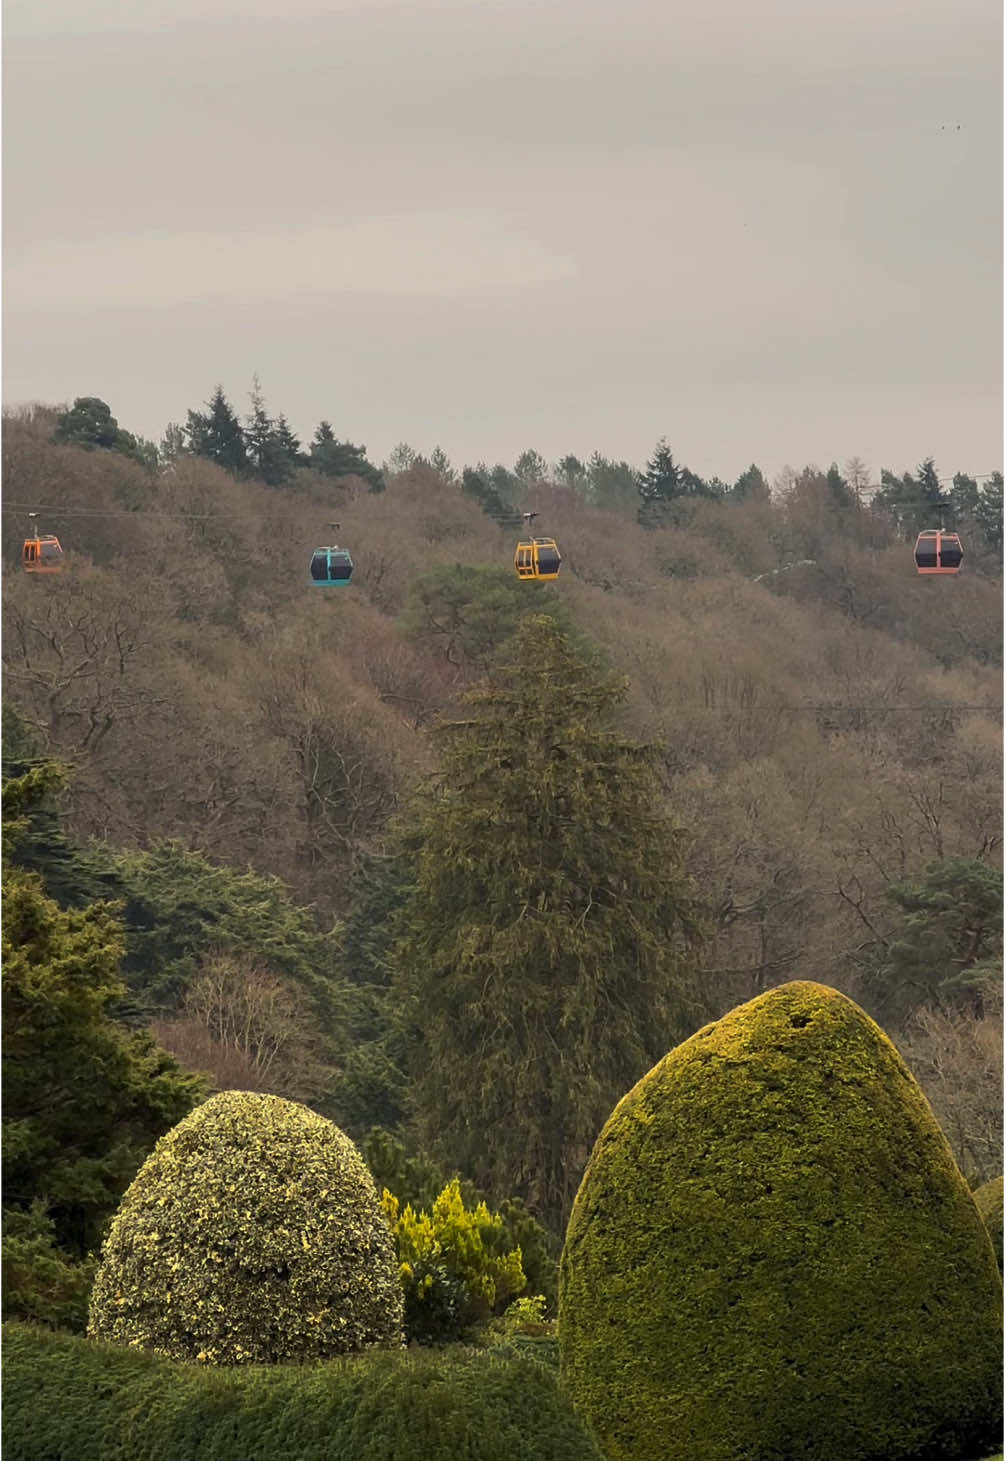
2,503,290,521
654,703,999,714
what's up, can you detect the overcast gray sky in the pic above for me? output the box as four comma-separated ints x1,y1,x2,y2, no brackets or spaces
4,0,1002,483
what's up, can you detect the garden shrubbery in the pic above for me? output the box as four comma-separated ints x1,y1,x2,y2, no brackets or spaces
974,1176,1003,1271
364,1126,560,1310
2,1322,604,1461
88,1091,403,1363
559,981,1003,1461
382,1178,526,1342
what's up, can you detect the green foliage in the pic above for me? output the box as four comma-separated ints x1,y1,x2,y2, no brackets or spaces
732,462,770,499
974,472,1003,553
391,614,703,1228
488,1333,560,1371
874,457,949,535
327,852,413,1133
399,561,571,674
880,858,1003,1022
3,1322,604,1461
2,759,68,859
2,855,202,1279
584,451,638,511
310,420,384,490
92,839,343,1018
52,396,149,463
1,756,111,908
382,1179,526,1342
974,1176,1004,1272
559,980,1004,1461
88,1091,404,1363
244,376,302,485
497,1293,550,1333
185,385,250,476
1,1205,97,1331
363,1127,561,1311
637,437,713,524
460,465,522,526
514,448,548,485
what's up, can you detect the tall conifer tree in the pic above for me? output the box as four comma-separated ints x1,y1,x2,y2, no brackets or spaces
390,616,703,1228
185,385,249,477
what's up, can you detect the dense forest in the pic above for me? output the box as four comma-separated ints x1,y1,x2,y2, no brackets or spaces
2,387,1002,1345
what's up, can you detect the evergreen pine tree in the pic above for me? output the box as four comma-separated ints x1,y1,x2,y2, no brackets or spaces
390,616,703,1229
273,414,304,476
429,445,456,484
514,448,548,486
2,766,202,1325
950,472,980,521
637,439,710,525
244,376,282,484
460,467,521,527
309,422,384,491
732,463,770,500
975,473,1003,553
185,386,249,477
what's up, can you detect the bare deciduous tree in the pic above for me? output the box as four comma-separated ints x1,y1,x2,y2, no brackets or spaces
895,984,1003,1185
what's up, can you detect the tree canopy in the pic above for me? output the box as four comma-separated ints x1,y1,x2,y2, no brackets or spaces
390,614,704,1227
2,768,203,1327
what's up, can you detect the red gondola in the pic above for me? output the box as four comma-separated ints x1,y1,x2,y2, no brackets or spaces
914,530,963,576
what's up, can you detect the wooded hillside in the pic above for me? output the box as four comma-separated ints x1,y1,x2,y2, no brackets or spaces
3,397,1002,1214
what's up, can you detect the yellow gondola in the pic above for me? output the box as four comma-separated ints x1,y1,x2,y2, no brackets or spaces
514,513,561,581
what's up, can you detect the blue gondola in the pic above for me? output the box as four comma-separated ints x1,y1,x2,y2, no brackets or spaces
309,546,353,585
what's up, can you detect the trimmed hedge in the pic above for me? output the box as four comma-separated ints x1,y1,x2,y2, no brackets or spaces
973,1177,1004,1272
88,1091,403,1363
2,1322,604,1461
559,981,1003,1461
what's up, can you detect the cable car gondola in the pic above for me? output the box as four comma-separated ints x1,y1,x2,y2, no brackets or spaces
514,512,561,582
309,524,353,586
914,529,963,576
22,514,64,574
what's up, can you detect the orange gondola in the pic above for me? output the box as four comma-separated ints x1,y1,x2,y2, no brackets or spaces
22,514,64,574
914,529,963,576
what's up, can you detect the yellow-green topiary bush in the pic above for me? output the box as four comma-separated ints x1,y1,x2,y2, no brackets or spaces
559,981,1003,1461
88,1090,403,1364
974,1176,1004,1272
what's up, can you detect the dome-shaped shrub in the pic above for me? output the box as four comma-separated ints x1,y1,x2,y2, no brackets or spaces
88,1091,403,1364
974,1176,1004,1272
559,981,1003,1461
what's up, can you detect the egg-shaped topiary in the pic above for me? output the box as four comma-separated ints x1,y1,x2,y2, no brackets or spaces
88,1090,403,1364
559,981,1003,1461
974,1176,1003,1272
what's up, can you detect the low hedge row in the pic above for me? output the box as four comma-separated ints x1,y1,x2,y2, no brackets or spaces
2,1324,602,1461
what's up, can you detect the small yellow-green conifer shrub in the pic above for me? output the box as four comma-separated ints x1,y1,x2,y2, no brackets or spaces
559,981,1003,1461
87,1090,403,1364
974,1176,1004,1272
382,1178,525,1341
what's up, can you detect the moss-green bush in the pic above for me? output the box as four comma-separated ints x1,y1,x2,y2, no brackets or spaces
87,1090,403,1364
559,980,1003,1461
974,1176,1004,1272
2,1322,604,1461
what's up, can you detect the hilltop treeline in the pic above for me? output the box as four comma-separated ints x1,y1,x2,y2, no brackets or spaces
2,394,1002,1240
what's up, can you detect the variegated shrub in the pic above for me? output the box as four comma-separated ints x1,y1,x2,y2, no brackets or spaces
88,1090,403,1363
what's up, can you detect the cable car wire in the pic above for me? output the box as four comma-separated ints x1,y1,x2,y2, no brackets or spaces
652,703,999,714
1,502,289,521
